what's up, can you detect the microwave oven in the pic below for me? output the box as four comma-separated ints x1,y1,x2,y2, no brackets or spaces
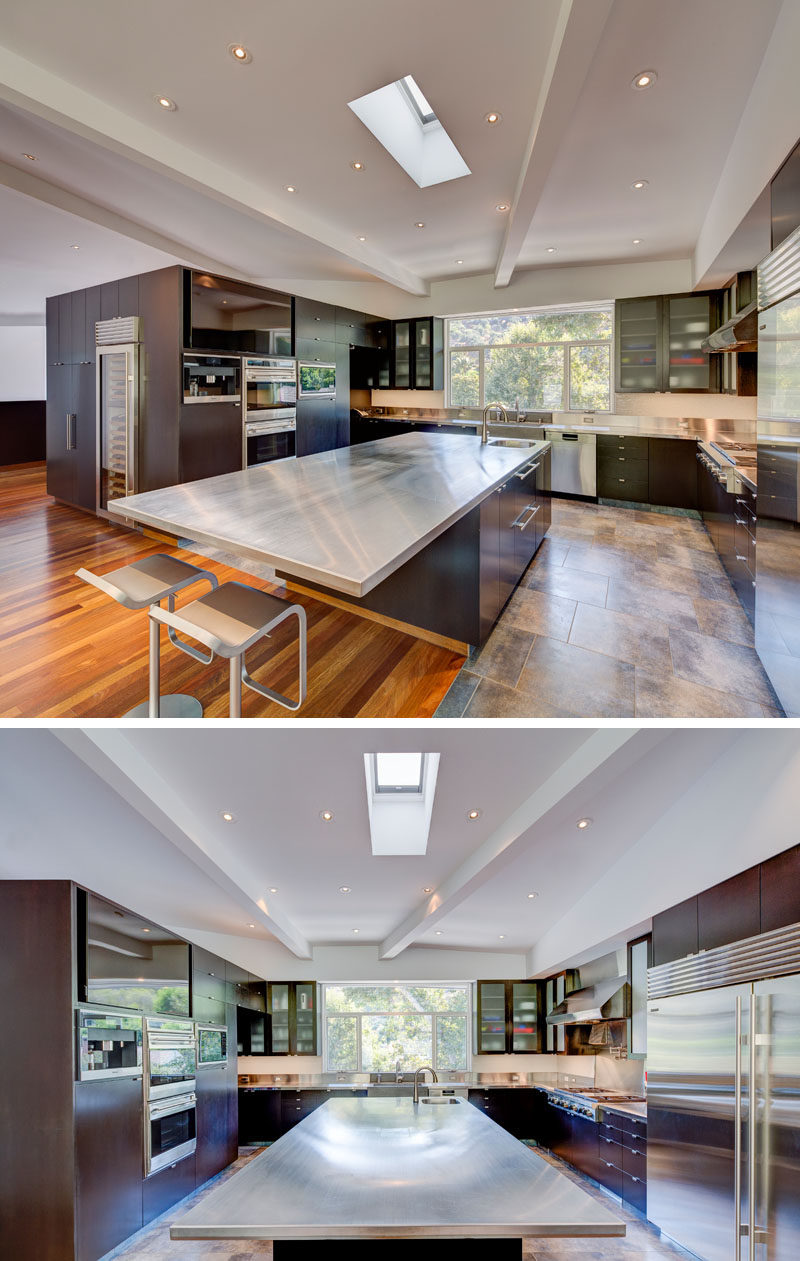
197,1025,228,1066
297,361,336,398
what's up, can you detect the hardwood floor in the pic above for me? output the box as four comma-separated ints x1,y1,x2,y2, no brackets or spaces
0,465,463,718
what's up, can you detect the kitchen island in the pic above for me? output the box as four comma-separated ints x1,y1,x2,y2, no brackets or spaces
109,432,551,650
171,1096,624,1258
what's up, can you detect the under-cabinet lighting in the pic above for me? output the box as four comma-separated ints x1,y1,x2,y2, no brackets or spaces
455,259,463,264
247,923,256,928
357,235,367,241
348,74,470,189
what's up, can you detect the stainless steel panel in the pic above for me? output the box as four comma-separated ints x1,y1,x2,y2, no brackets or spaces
548,431,596,496
647,986,750,1261
758,226,800,310
753,975,800,1261
648,921,800,999
170,1096,624,1241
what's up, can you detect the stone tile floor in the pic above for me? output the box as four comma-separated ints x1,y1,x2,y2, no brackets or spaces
435,498,783,718
108,1146,693,1261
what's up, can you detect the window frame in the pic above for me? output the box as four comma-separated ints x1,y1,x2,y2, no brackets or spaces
444,306,613,413
321,983,471,1074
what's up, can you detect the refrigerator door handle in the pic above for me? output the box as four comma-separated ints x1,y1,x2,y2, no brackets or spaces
748,997,756,1261
735,995,744,1258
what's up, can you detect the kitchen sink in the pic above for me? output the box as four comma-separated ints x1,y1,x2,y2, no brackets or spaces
486,437,537,448
420,1096,462,1105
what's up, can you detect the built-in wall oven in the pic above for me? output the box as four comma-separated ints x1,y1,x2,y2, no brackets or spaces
243,356,296,467
144,1017,196,1175
77,1008,143,1080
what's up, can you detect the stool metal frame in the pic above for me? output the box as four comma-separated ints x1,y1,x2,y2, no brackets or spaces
75,554,218,718
149,580,307,717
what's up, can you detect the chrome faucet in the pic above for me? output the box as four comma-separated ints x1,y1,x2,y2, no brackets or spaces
481,402,508,444
413,1065,438,1103
395,1059,403,1084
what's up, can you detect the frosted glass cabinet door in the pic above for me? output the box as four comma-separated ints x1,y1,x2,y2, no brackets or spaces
511,982,539,1053
477,982,507,1053
268,983,290,1055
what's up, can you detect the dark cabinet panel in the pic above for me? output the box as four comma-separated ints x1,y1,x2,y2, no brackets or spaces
118,274,139,318
698,865,761,951
239,1088,282,1143
652,895,699,966
138,266,183,492
649,438,698,510
335,306,367,346
75,361,97,511
46,295,59,365
58,293,72,363
142,1152,196,1226
335,341,351,445
295,298,336,343
178,402,242,482
295,336,337,363
84,286,102,363
296,395,338,457
760,843,800,933
46,362,75,502
74,1077,143,1261
196,1064,235,1185
71,289,87,363
100,280,119,322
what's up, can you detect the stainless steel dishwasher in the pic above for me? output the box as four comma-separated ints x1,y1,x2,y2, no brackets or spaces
548,431,596,496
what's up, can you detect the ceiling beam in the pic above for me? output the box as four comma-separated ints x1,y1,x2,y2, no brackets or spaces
494,0,614,289
0,46,429,297
53,729,312,959
379,728,667,959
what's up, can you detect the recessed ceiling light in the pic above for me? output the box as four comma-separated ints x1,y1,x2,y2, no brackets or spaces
320,810,334,822
70,244,80,251
434,930,443,935
455,259,463,264
423,886,433,894
414,222,425,229
285,185,296,193
351,161,365,171
268,887,278,894
247,922,256,928
495,203,510,212
352,928,360,934
499,935,506,940
228,43,252,63
339,886,351,894
577,817,593,830
155,96,177,111
467,808,482,821
631,180,648,190
142,927,151,932
632,238,643,245
485,111,502,125
22,153,37,161
546,246,557,253
631,70,657,90
220,810,235,822
527,892,538,900
357,235,367,242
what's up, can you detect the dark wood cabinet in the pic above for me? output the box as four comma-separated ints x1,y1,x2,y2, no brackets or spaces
84,286,101,364
615,293,720,393
74,362,97,510
652,895,699,966
760,843,800,933
296,393,339,457
74,1077,143,1261
100,280,119,322
698,864,761,951
385,317,443,391
267,982,319,1055
195,1063,236,1185
70,289,87,364
46,361,76,502
597,433,649,503
239,1087,282,1143
474,981,540,1054
648,438,698,510
178,401,242,481
192,946,227,1025
142,1153,196,1226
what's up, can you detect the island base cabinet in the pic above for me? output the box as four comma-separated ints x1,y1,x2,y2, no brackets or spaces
273,1240,523,1259
142,1153,196,1226
239,1088,282,1143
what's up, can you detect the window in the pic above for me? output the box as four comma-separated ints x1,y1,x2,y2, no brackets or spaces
322,984,470,1074
373,752,424,793
446,305,612,412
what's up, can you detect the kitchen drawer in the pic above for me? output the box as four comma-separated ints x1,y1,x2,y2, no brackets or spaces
621,1168,647,1214
598,1133,623,1166
622,1145,647,1181
598,1117,625,1141
295,336,336,363
735,492,757,531
596,1157,623,1197
142,1153,196,1225
597,464,649,501
605,1109,647,1142
598,453,649,477
597,435,649,458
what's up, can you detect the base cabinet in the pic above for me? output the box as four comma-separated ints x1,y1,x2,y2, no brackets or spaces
142,1153,196,1226
196,1064,237,1185
74,1078,144,1261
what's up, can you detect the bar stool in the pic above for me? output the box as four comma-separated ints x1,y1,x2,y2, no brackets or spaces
149,580,307,716
75,554,218,717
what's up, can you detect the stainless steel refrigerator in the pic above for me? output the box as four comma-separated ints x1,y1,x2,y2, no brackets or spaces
755,225,800,715
647,937,800,1261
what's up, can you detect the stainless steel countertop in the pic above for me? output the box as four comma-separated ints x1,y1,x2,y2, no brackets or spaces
108,433,549,598
238,1072,594,1091
170,1097,625,1241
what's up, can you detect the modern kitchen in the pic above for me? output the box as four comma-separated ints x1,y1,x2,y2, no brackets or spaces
2,0,800,718
2,725,799,1261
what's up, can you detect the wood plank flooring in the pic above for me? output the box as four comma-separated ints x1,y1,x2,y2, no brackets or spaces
105,1146,690,1260
0,465,463,718
436,497,784,719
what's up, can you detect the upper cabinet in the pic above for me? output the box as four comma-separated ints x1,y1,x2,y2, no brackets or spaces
474,980,541,1054
615,293,720,394
267,982,319,1056
388,317,443,391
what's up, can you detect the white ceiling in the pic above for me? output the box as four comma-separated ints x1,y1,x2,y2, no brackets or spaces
2,727,797,979
0,0,786,319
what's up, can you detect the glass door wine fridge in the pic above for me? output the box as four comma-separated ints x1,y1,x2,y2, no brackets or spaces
97,341,139,516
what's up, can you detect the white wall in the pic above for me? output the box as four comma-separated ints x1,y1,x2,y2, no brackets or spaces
0,325,46,400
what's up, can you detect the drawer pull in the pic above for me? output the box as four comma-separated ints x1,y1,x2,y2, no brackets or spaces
618,457,625,461
631,1176,641,1183
736,554,747,562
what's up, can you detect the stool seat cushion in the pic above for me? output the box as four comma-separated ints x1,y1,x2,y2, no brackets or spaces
76,554,210,609
166,581,294,657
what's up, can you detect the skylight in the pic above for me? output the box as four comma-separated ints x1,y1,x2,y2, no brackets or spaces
348,76,470,189
373,752,424,794
364,752,440,855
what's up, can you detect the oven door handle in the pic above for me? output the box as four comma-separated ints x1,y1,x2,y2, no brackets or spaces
149,1093,197,1119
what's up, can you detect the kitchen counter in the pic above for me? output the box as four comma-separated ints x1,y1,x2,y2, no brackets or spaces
109,432,549,599
238,1072,593,1090
171,1096,624,1245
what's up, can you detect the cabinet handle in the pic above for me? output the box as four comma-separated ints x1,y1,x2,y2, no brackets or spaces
734,517,747,526
736,554,747,562
66,413,77,450
632,1176,641,1183
618,456,625,461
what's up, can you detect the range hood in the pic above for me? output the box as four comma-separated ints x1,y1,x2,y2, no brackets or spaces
700,300,758,353
546,975,629,1025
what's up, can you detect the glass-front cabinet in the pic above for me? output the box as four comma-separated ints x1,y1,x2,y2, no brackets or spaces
474,980,541,1054
615,292,719,393
393,321,411,389
385,317,443,390
267,982,319,1056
